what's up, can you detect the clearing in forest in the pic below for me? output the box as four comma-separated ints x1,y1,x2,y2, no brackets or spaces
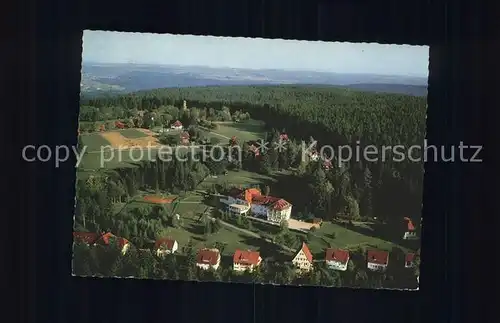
212,120,266,142
99,129,160,149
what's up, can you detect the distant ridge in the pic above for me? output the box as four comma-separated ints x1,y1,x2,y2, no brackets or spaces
80,63,427,97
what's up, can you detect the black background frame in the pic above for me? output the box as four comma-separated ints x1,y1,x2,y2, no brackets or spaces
9,0,489,322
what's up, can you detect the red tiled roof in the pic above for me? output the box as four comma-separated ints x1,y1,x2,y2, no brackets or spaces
325,248,350,264
233,250,261,265
271,198,291,211
296,242,313,263
238,188,261,203
405,253,415,263
73,232,99,245
180,131,190,139
98,232,129,248
280,133,289,140
173,120,182,127
367,250,389,265
251,195,280,206
154,238,176,250
196,248,220,266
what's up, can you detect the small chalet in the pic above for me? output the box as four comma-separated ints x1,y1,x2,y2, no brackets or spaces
308,150,320,161
325,248,350,271
279,133,289,141
322,159,333,170
405,253,416,268
171,120,183,130
229,136,238,146
115,121,126,129
97,232,130,255
367,250,389,272
180,131,190,145
247,143,260,157
292,242,314,272
154,238,178,257
233,250,262,272
74,231,130,255
196,248,221,270
403,217,418,240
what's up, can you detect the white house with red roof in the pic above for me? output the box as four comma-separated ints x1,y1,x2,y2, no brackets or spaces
325,248,350,271
223,187,292,223
196,248,221,270
171,120,183,130
403,217,419,240
367,250,389,272
322,159,333,170
292,242,314,272
154,238,178,256
405,253,416,268
233,250,262,272
180,131,190,145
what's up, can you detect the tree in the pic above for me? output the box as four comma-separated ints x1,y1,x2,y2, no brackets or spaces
263,185,270,196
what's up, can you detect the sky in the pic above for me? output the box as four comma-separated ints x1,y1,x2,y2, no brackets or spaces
83,30,429,77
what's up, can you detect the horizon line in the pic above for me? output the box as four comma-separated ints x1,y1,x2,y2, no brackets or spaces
81,61,428,78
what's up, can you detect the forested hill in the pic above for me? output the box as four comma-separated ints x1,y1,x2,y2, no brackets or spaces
82,84,427,221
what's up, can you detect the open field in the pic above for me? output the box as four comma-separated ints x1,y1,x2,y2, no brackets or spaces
212,120,266,141
116,193,288,258
197,170,275,191
100,129,159,148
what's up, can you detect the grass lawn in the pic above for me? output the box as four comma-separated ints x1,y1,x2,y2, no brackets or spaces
300,222,409,257
79,133,111,152
78,148,160,169
212,120,266,142
117,128,149,139
197,170,275,191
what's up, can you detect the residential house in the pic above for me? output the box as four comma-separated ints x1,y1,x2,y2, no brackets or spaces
171,120,183,130
247,143,261,157
97,232,130,255
292,242,314,272
233,250,262,272
196,248,221,270
367,250,389,272
325,248,350,271
405,253,416,268
154,238,179,257
322,159,333,170
180,131,190,145
279,133,289,141
229,136,238,146
308,150,320,161
223,187,292,223
403,217,418,240
115,121,125,129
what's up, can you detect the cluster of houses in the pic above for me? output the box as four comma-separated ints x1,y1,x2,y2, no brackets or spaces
74,232,417,275
220,187,293,224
